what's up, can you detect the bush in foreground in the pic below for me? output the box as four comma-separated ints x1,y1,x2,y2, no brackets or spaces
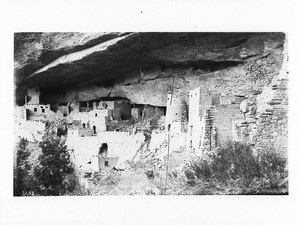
183,141,287,194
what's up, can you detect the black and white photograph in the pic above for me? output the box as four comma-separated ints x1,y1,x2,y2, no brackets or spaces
1,1,300,225
13,32,288,196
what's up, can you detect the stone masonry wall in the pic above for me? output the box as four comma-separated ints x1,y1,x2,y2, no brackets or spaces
213,104,243,145
184,36,288,157
66,131,145,171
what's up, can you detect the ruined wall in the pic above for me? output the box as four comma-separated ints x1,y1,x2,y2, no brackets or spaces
88,109,107,132
213,104,243,145
105,101,115,109
15,120,45,142
98,157,119,172
25,104,53,121
72,112,90,124
131,107,142,120
142,105,155,119
114,100,131,120
70,109,108,134
107,109,121,121
66,131,145,171
187,87,202,154
15,106,26,120
155,107,166,118
186,37,288,156
187,87,216,155
78,127,94,137
142,104,165,120
149,129,187,160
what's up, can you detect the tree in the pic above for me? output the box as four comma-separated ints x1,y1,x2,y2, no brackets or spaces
34,136,74,195
14,138,31,196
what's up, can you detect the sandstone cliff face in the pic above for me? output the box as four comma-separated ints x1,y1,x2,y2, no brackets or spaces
42,35,285,108
14,32,285,106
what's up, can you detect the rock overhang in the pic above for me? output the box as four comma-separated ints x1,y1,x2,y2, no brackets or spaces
14,32,285,105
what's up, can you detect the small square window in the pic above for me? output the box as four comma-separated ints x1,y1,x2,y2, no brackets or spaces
105,161,109,166
42,109,45,113
34,108,37,112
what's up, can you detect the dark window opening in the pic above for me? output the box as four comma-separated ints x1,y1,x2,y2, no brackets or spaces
167,124,171,132
95,113,97,117
139,111,143,117
34,108,37,112
99,143,108,154
93,125,96,134
42,109,45,113
82,123,86,128
105,161,109,166
162,107,167,116
79,101,88,107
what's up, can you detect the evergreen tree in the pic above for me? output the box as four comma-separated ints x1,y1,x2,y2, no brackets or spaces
14,138,31,196
34,136,74,195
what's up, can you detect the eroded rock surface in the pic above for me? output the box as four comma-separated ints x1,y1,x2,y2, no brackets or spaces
14,32,285,106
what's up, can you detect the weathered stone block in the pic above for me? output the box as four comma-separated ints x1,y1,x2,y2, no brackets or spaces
246,117,256,123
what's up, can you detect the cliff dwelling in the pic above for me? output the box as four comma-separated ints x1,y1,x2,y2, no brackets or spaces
13,32,288,196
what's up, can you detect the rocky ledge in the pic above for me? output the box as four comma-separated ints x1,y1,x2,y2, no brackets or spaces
14,32,285,106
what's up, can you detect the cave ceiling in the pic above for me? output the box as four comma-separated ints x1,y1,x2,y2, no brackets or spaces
14,32,285,105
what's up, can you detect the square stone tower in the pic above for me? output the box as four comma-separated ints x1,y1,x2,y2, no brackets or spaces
26,87,40,105
187,87,213,155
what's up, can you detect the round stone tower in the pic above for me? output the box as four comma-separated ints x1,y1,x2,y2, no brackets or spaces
165,93,188,129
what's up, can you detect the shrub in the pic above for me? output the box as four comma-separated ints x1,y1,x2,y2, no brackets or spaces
183,141,288,194
210,141,260,186
34,136,75,195
184,158,211,185
257,149,287,189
